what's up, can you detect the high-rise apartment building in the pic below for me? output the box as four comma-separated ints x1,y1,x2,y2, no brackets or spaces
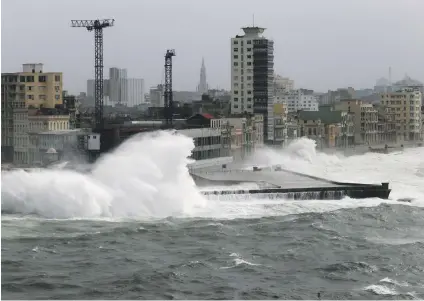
109,67,127,104
230,26,274,142
126,78,145,107
380,88,422,141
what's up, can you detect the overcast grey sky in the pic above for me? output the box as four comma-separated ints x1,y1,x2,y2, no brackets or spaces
2,0,423,94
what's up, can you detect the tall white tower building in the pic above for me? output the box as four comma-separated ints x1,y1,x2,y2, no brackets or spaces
231,26,274,142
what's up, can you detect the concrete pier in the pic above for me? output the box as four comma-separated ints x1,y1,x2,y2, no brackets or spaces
193,167,391,200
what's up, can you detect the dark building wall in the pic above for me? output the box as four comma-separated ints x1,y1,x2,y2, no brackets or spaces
253,39,274,143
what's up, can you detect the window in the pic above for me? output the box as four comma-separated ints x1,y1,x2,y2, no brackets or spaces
233,40,238,45
27,95,34,100
233,48,239,52
247,91,252,95
26,76,34,82
247,48,252,51
19,76,26,82
247,62,252,66
234,97,239,101
234,90,239,95
39,75,47,82
247,55,252,59
55,94,60,100
233,62,238,66
247,40,252,44
54,86,60,92
28,86,33,91
247,76,252,80
233,55,238,59
55,75,61,81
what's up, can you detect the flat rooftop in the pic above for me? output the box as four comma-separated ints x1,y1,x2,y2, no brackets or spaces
191,169,355,189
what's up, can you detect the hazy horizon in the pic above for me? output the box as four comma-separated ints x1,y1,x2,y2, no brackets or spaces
1,0,423,94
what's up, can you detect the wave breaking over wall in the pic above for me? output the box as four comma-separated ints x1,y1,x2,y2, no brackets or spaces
1,131,207,219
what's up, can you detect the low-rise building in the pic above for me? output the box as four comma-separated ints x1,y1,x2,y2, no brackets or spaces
27,129,88,166
210,114,263,161
297,107,355,148
177,128,223,161
334,99,378,145
380,88,422,141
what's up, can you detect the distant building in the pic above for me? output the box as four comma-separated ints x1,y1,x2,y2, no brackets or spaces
380,88,422,141
197,57,208,95
126,78,145,107
210,114,264,161
334,99,378,145
149,84,164,107
231,26,274,142
278,89,319,113
297,106,355,148
109,67,127,105
274,74,294,92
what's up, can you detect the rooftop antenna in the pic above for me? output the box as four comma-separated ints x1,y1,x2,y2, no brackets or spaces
389,66,392,86
252,14,255,27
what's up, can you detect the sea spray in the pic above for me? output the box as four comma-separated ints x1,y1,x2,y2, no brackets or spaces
1,131,207,219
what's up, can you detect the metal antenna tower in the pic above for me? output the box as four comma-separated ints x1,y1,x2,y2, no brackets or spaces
71,19,115,130
164,49,176,126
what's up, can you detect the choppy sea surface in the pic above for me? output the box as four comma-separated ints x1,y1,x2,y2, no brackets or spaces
2,134,424,299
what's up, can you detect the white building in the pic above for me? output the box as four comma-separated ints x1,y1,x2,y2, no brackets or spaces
149,84,164,107
109,67,128,104
277,89,319,113
126,78,145,107
274,74,294,92
231,26,274,142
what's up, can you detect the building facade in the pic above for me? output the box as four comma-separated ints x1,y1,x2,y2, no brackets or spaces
230,26,274,142
126,78,145,107
334,99,378,145
177,128,223,161
278,89,319,113
380,88,422,141
1,64,63,163
210,114,263,161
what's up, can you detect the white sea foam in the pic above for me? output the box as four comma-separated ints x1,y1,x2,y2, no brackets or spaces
1,131,206,219
2,134,423,220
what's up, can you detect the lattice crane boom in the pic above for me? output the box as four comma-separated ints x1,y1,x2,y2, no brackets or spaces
71,19,115,130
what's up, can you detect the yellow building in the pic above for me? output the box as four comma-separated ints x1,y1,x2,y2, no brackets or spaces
1,63,63,163
334,99,378,145
380,88,422,141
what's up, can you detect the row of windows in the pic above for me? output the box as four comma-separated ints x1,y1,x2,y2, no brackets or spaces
233,97,253,102
233,55,252,59
26,85,60,92
19,75,61,83
233,47,252,52
233,62,252,67
27,94,61,101
233,40,252,45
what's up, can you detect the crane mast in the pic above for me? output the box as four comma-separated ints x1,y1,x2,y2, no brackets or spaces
71,19,114,131
164,49,176,126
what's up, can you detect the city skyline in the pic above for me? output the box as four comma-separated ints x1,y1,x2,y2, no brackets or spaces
1,0,423,94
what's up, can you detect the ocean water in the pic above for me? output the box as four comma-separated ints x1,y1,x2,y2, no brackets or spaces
2,132,424,299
